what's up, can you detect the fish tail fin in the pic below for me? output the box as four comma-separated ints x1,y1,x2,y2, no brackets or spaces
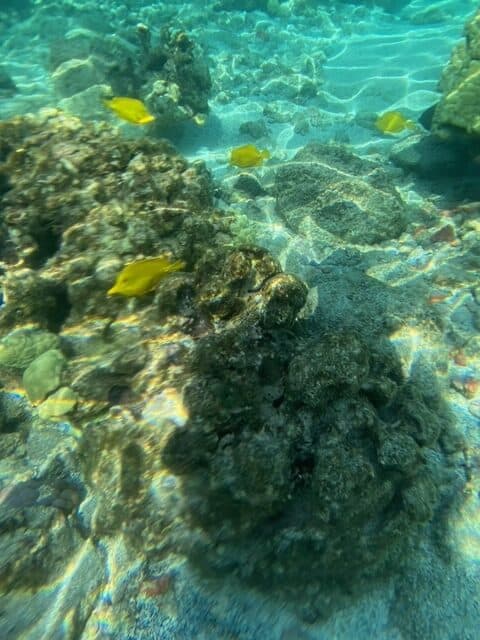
261,150,271,160
139,114,156,125
168,260,186,272
193,113,206,126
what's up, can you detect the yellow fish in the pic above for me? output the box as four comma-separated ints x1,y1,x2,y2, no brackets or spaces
103,97,155,125
375,111,417,135
107,256,185,297
193,113,207,126
229,144,270,168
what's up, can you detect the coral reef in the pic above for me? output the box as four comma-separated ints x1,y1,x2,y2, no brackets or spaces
432,9,480,137
49,24,211,126
0,112,464,632
164,318,459,618
275,142,408,244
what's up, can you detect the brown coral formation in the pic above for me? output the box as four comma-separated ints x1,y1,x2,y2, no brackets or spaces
432,9,480,137
0,109,306,585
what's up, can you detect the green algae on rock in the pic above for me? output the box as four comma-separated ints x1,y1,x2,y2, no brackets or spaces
22,348,66,403
432,9,480,137
0,326,60,371
38,386,78,420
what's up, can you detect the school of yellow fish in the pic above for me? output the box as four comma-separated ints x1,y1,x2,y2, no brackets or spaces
100,99,419,297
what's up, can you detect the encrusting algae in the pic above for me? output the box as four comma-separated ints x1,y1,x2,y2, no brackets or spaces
103,97,156,125
107,256,186,297
229,144,270,168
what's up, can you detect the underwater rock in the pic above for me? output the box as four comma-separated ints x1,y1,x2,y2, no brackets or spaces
38,386,78,420
22,348,66,403
52,56,106,98
0,327,60,372
49,25,211,129
213,0,270,12
239,118,270,140
49,28,124,72
158,29,211,121
390,133,475,178
0,417,87,587
261,76,317,101
0,270,70,332
0,111,214,323
0,390,31,438
58,83,112,121
163,307,459,617
432,9,480,137
232,172,268,198
275,142,408,244
286,331,370,407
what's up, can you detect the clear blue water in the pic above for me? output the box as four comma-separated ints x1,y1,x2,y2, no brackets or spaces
0,2,479,639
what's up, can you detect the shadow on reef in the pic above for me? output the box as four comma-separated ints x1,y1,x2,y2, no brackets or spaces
163,275,464,621
390,127,480,204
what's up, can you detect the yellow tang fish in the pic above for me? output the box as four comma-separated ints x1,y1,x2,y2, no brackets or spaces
108,256,185,297
375,111,417,135
103,97,155,125
229,144,270,168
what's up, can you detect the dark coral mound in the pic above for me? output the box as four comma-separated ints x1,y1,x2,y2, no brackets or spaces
164,310,459,617
146,27,212,119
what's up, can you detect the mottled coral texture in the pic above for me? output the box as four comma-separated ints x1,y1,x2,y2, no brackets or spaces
0,113,462,623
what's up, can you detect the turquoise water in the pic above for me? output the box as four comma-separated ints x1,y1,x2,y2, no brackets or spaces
0,1,479,639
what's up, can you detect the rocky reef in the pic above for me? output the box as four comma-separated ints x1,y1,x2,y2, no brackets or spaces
0,111,465,634
432,8,480,137
275,141,408,245
49,23,211,127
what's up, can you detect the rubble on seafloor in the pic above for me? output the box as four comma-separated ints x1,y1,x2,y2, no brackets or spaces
0,111,468,634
